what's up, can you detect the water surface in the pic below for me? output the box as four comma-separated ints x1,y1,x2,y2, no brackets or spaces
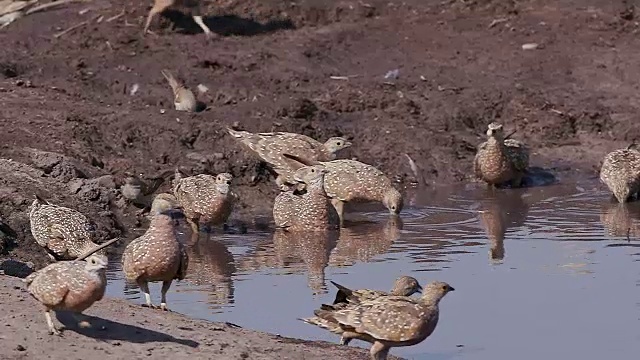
105,179,640,360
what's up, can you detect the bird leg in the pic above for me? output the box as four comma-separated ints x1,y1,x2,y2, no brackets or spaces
71,313,92,329
192,15,214,39
186,217,200,245
138,280,158,309
330,198,345,227
339,335,352,346
160,280,173,311
44,309,61,336
143,2,169,36
370,341,390,360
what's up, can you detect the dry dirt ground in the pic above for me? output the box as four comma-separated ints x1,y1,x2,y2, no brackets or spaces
1,0,640,357
0,275,402,360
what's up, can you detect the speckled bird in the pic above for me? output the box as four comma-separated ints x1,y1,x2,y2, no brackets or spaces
29,195,105,261
273,164,339,231
172,169,237,242
23,254,108,335
227,127,352,190
120,169,174,211
301,276,423,345
303,280,454,360
121,193,188,311
474,122,529,188
600,144,640,203
283,154,403,226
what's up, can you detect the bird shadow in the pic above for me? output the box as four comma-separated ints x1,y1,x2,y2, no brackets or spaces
55,312,199,348
162,11,295,37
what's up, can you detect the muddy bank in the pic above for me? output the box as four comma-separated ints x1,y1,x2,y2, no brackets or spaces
1,0,640,276
0,275,402,360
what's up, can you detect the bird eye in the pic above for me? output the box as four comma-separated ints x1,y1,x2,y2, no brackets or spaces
311,169,315,172
441,285,448,290
337,142,342,146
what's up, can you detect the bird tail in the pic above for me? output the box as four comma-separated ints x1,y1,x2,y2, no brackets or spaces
298,317,343,334
329,280,354,304
282,153,320,167
161,69,180,92
33,194,49,205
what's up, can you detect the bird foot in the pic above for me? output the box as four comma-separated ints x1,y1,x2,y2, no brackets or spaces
48,327,62,336
141,303,160,310
160,303,171,312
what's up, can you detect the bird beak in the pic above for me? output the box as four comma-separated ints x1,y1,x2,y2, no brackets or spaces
448,286,455,292
416,285,423,294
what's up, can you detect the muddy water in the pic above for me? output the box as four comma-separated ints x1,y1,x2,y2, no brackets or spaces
105,179,640,360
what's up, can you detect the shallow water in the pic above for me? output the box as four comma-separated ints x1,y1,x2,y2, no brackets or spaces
105,179,640,360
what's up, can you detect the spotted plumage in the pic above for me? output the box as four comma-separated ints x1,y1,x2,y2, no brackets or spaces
301,276,423,345
599,145,640,203
121,194,188,311
282,154,403,226
304,281,454,360
172,169,237,242
272,165,339,231
474,122,529,188
29,195,105,261
120,169,173,211
227,127,352,190
23,254,108,335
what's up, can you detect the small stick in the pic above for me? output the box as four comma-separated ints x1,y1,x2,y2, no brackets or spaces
26,0,91,16
76,237,120,261
54,20,87,38
488,18,508,28
404,153,420,180
106,9,124,23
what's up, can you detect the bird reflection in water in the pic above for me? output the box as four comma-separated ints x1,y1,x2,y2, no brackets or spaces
185,233,237,307
476,188,529,264
329,216,403,266
600,200,640,241
272,229,339,295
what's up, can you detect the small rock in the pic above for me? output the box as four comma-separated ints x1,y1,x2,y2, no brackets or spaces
521,43,539,50
15,345,26,351
92,175,116,189
68,179,85,194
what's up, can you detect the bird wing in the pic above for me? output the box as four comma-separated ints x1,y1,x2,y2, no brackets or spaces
27,264,70,307
503,139,529,172
330,297,428,342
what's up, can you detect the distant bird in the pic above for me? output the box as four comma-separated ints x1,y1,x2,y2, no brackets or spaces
172,169,237,242
600,144,640,203
302,281,455,360
160,69,198,112
143,0,214,39
272,164,339,231
23,254,108,335
283,154,403,226
302,275,423,345
121,193,188,311
226,127,352,190
474,122,529,188
29,195,105,261
120,169,174,212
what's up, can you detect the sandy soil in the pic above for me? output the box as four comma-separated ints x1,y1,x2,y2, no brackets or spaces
1,0,640,357
0,275,402,360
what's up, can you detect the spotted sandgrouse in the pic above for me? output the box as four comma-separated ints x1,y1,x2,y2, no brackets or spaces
600,144,640,203
282,154,403,226
227,127,351,190
305,280,454,360
121,193,188,311
474,122,529,188
23,254,108,335
29,195,105,261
